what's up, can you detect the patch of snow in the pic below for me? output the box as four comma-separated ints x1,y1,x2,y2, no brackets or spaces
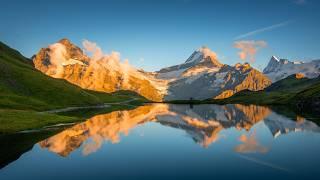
214,72,228,84
184,72,206,84
271,56,280,62
62,58,86,66
157,68,187,80
185,51,203,64
293,61,303,64
183,67,220,77
140,72,169,95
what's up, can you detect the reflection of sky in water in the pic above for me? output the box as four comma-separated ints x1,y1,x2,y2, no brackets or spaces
1,104,320,179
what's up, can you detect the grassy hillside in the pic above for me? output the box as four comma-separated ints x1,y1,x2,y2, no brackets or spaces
209,75,320,113
0,41,146,111
265,75,319,92
0,41,146,133
293,81,320,113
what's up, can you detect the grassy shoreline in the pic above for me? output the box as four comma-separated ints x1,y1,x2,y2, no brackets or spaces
0,41,148,133
0,102,143,134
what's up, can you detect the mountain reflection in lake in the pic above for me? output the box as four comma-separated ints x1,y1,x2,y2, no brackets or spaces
38,104,319,156
39,104,272,156
1,104,320,179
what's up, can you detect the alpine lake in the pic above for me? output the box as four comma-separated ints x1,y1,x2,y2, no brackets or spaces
1,103,320,180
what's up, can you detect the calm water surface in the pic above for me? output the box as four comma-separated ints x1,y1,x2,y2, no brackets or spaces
1,104,320,179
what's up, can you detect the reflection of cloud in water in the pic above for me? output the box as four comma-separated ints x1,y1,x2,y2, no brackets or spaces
234,130,269,154
82,137,104,156
39,104,320,157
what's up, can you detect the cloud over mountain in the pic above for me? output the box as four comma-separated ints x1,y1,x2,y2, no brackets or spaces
234,40,267,63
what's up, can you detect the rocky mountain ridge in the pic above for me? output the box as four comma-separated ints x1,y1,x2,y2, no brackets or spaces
33,39,272,101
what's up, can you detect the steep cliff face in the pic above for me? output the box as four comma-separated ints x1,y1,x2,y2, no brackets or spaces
33,39,164,101
214,63,271,99
33,39,271,101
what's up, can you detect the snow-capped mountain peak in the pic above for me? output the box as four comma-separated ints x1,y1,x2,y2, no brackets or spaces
263,56,320,82
263,56,280,74
158,47,222,75
271,55,280,62
184,50,203,64
184,46,220,64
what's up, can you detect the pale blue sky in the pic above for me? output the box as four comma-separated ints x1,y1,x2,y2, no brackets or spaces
1,0,320,71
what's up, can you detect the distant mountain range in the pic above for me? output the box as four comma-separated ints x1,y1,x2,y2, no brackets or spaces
263,56,320,82
1,38,320,104
33,39,273,101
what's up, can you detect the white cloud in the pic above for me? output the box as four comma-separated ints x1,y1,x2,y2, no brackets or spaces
82,40,104,61
48,43,67,78
81,39,136,88
233,40,267,63
199,46,218,60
